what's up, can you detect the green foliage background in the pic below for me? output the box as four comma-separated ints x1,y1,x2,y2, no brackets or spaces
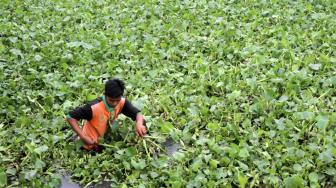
0,0,335,187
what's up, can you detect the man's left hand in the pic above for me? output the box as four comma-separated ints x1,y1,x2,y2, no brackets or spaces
135,123,147,137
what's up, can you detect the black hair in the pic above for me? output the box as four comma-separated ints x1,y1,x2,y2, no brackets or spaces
104,78,125,98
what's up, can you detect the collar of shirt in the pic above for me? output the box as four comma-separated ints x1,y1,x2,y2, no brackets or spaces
101,95,114,113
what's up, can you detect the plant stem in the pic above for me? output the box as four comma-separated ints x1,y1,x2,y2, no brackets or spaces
27,96,47,113
84,180,94,188
318,88,331,100
146,139,164,152
143,135,162,140
99,143,118,149
143,140,151,159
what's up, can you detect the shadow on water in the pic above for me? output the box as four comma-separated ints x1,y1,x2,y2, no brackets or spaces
59,137,180,188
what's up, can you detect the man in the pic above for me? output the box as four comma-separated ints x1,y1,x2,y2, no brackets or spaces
66,78,147,151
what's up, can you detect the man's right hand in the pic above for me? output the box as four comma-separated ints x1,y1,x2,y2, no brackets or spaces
80,135,95,145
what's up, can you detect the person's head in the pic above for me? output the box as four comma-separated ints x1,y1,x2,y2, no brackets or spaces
104,78,125,108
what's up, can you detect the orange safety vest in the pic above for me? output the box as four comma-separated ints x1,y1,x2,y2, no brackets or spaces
82,96,125,150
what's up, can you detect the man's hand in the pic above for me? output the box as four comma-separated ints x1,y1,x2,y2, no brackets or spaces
135,122,147,137
80,135,95,145
135,113,147,137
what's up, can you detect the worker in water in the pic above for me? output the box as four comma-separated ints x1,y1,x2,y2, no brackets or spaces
66,78,147,152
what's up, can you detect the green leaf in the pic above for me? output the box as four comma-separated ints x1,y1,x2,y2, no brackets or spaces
120,183,127,188
52,135,61,144
295,111,315,120
191,159,202,172
66,41,94,49
325,168,336,176
24,170,37,180
309,64,321,70
126,147,137,157
284,175,304,188
278,95,289,102
34,145,48,155
131,159,146,170
0,170,7,187
238,148,250,158
209,159,219,169
122,161,130,170
10,48,23,57
318,150,334,163
237,172,248,188
207,122,219,131
34,54,42,62
227,90,241,100
6,168,16,176
150,172,159,178
293,164,302,172
316,115,329,129
238,161,249,171
308,172,318,183
8,37,18,43
86,94,96,101
161,122,174,134
0,146,6,152
246,77,257,88
173,152,185,162
34,159,46,169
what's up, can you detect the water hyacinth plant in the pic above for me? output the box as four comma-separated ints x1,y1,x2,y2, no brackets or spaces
1,0,335,187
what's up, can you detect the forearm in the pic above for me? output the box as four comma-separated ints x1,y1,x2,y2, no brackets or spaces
136,113,144,124
67,118,84,138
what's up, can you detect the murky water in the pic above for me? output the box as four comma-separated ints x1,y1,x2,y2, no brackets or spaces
164,137,179,156
59,138,180,188
59,174,80,188
59,175,111,188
